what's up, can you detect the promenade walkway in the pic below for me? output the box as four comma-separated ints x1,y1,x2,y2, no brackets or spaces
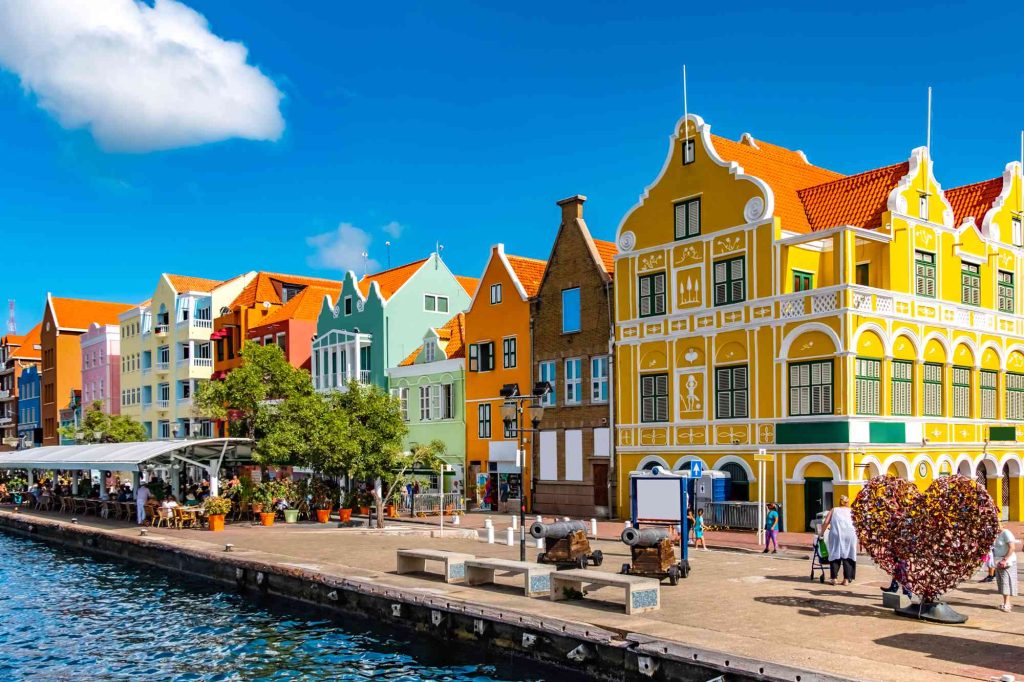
4,508,1022,682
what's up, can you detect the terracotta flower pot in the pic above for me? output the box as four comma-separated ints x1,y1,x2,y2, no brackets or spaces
251,503,264,514
259,512,275,526
358,506,370,516
208,514,225,532
338,508,352,522
385,504,397,518
315,508,331,523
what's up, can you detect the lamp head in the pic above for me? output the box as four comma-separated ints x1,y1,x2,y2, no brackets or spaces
499,383,519,399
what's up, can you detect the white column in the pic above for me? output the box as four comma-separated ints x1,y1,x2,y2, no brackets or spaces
27,469,34,486
310,347,318,389
99,472,109,500
170,466,181,499
208,459,220,497
71,471,80,495
353,336,362,384
131,470,141,493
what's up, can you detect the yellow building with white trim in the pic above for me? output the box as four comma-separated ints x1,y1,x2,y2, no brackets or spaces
613,113,1024,530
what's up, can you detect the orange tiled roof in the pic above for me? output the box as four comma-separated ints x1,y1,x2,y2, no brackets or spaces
9,323,42,360
257,285,340,327
945,177,1003,229
165,274,224,293
357,258,428,300
798,161,909,230
399,313,466,366
50,297,133,331
711,134,843,233
505,254,547,298
456,275,479,296
593,239,616,274
229,272,342,310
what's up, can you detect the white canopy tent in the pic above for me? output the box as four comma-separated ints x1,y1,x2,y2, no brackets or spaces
0,438,253,498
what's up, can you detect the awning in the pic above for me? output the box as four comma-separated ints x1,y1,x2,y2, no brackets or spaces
0,438,253,471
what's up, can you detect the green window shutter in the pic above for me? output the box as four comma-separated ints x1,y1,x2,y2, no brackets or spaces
961,263,980,306
980,370,997,419
923,362,943,416
715,364,748,419
638,273,666,318
855,358,881,415
1007,372,1024,421
915,251,935,298
641,373,669,423
952,366,971,418
673,198,701,240
713,256,745,306
891,360,913,416
998,271,1014,313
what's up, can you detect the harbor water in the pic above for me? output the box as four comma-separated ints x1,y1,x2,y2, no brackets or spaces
0,531,564,681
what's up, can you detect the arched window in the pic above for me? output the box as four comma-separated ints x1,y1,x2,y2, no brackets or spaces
720,463,749,501
642,460,661,472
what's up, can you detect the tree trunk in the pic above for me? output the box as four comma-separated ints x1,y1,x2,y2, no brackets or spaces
374,477,385,528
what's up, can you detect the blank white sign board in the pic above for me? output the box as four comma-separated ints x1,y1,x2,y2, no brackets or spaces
634,477,684,522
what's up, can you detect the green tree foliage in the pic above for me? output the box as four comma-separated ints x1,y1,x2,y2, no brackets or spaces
57,400,148,443
256,391,359,472
193,342,313,441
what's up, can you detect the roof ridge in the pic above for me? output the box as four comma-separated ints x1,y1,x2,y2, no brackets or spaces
362,257,429,279
798,160,908,195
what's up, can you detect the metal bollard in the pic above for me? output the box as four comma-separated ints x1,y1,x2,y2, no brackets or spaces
487,526,495,544
591,518,598,537
535,515,542,523
452,515,460,526
506,526,514,546
562,517,570,522
485,517,493,529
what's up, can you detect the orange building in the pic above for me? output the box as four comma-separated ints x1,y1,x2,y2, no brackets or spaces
41,294,134,445
464,245,546,510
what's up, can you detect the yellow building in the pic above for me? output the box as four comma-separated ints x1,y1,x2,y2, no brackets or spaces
613,113,1024,530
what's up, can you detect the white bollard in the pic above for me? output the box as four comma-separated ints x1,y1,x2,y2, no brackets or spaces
535,515,542,523
487,526,495,544
535,536,545,549
506,526,515,546
485,517,493,529
591,518,598,537
624,520,632,529
452,515,460,526
562,516,570,522
511,515,518,530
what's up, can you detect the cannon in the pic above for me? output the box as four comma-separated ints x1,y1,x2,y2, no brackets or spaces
533,520,603,569
619,526,689,585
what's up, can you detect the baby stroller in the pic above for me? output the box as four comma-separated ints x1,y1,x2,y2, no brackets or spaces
810,531,828,583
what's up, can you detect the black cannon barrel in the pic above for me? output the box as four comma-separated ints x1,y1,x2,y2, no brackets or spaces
621,526,670,547
529,520,588,540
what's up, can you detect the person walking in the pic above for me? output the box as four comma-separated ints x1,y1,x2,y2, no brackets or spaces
694,508,707,551
821,495,857,585
992,522,1019,612
135,482,151,525
762,503,780,554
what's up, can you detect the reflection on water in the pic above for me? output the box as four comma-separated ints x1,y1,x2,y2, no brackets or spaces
0,532,561,681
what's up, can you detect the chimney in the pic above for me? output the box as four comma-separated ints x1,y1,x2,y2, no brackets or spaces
556,195,587,224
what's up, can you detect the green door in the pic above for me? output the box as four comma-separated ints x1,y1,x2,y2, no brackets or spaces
804,477,833,531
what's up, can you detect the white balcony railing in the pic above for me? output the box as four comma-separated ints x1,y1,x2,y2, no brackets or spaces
156,399,170,409
0,389,10,400
154,325,169,336
178,397,192,407
193,357,213,368
156,361,170,372
194,319,212,329
0,416,13,426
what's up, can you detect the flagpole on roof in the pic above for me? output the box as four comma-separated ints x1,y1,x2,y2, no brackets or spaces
926,86,932,154
683,64,689,141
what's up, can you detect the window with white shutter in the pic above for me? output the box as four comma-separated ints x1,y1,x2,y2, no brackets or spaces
855,358,881,415
673,197,701,240
713,257,745,306
638,272,666,318
961,263,980,306
923,362,943,417
788,360,833,416
1007,372,1024,421
919,194,929,221
981,370,997,419
891,361,913,416
915,251,936,298
715,365,748,419
419,386,431,421
429,384,442,420
952,366,971,418
640,373,669,423
998,270,1014,313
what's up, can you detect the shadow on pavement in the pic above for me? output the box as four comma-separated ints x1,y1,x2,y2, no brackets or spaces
874,633,1024,676
754,594,890,619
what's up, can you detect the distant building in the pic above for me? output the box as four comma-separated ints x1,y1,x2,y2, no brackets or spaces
1,323,41,450
58,389,82,445
80,322,121,415
16,365,41,448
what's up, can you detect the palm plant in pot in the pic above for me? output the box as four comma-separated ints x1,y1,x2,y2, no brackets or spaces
310,477,333,523
204,496,232,531
253,483,276,526
279,480,300,524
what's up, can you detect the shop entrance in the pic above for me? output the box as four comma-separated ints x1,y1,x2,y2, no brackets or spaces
804,477,833,531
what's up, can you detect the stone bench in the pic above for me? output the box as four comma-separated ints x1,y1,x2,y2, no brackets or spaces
396,549,474,584
465,558,555,597
550,568,661,615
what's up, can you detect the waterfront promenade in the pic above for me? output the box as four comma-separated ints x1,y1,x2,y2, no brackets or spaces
2,508,1021,682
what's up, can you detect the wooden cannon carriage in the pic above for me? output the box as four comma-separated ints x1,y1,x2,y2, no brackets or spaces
618,526,689,585
531,520,603,569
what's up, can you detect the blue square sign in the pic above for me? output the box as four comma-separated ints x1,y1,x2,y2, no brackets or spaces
690,460,703,479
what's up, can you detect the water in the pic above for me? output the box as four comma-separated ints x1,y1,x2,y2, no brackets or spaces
0,532,563,681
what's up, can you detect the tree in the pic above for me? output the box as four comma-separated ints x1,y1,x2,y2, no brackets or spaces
57,400,148,443
335,382,409,527
194,342,313,445
256,391,359,477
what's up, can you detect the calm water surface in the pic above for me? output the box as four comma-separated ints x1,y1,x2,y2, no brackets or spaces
0,532,565,681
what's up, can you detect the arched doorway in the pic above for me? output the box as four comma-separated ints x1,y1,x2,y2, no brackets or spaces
1003,463,1012,520
719,463,749,501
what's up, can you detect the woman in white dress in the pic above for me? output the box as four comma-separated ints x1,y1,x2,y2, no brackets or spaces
822,495,858,585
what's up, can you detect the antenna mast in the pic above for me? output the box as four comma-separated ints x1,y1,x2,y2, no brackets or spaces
6,300,14,334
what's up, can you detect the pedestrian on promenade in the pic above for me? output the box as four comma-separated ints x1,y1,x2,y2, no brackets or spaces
135,483,151,525
762,503,779,554
686,509,696,546
992,522,1019,612
694,508,707,550
821,495,857,585
979,551,996,583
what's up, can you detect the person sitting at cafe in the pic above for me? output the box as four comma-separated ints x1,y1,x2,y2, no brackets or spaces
161,494,179,511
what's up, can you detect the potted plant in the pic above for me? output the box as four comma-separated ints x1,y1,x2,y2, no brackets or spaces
385,492,399,519
310,477,333,523
357,490,371,516
204,496,232,531
280,480,300,524
253,483,276,526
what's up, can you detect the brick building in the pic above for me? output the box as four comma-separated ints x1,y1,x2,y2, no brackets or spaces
531,196,617,517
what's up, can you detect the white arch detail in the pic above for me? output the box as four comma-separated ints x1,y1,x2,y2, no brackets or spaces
856,454,884,481
997,452,1023,477
851,323,889,357
790,454,842,481
880,454,912,479
953,453,976,477
711,455,756,482
888,329,921,358
778,323,843,360
919,332,951,363
1004,344,1024,372
909,453,937,480
933,454,955,476
671,455,710,472
949,336,980,368
634,455,671,472
978,341,1004,370
976,453,1000,476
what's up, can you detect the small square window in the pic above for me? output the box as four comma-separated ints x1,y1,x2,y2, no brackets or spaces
855,263,870,286
682,138,695,165
344,297,353,315
490,283,502,304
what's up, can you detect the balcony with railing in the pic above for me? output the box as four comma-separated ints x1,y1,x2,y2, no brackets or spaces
156,399,170,410
156,361,170,372
0,389,11,400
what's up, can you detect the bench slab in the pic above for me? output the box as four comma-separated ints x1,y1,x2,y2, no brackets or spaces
465,558,555,597
396,549,474,583
550,569,661,615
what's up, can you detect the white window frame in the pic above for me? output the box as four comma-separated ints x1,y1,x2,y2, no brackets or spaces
419,386,431,421
565,358,582,405
490,283,502,304
590,356,609,404
539,361,556,406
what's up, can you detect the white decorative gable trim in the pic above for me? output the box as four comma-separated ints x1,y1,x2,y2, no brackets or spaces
979,162,1020,241
886,147,955,228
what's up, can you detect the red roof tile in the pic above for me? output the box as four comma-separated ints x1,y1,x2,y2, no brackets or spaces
49,297,134,331
256,285,341,327
165,274,224,293
399,312,466,366
357,259,428,300
593,239,616,274
230,272,343,310
798,161,909,230
505,254,547,298
456,275,479,296
945,177,1003,229
10,323,41,360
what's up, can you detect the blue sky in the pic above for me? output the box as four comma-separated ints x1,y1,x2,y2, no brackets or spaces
3,1,1024,332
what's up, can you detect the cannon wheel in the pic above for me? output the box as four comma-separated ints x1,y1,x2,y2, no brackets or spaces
590,550,604,567
680,562,690,579
620,563,631,575
537,553,547,564
667,565,680,586
576,555,588,570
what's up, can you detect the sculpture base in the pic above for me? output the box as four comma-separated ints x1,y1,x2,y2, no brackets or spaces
894,601,967,624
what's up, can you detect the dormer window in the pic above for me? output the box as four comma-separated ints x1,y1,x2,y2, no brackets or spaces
682,138,695,165
919,193,929,221
282,284,302,302
424,343,437,363
344,296,353,316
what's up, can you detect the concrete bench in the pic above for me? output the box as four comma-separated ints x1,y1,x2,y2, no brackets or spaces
465,558,555,597
396,549,474,584
550,568,661,615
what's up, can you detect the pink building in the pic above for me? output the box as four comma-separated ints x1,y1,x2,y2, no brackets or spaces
80,323,121,415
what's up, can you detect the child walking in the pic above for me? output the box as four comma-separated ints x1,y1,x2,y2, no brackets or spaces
762,503,779,554
694,508,707,550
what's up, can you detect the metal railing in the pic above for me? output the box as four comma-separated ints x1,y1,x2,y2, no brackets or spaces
0,390,10,399
156,399,170,409
702,501,782,530
156,361,170,371
396,492,464,516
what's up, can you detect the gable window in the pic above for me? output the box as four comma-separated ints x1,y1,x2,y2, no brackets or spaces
855,358,881,415
424,294,449,313
490,283,502,304
793,271,813,292
565,358,582,405
424,343,436,363
640,373,669,423
914,251,936,297
918,194,929,221
1008,373,1024,421
344,297,352,315
538,361,556,406
561,288,581,333
502,337,517,368
981,370,997,419
681,138,695,165
638,272,666,318
673,197,701,240
998,270,1014,313
478,403,491,438
715,364,748,419
591,356,609,403
891,360,913,416
788,360,833,416
713,256,745,306
961,262,980,306
923,362,943,417
1013,216,1023,247
952,366,972,419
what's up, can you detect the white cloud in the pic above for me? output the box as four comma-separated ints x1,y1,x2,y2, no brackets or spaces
306,223,380,274
0,0,285,152
381,220,404,239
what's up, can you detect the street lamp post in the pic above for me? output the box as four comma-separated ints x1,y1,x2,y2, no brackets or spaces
500,381,551,561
